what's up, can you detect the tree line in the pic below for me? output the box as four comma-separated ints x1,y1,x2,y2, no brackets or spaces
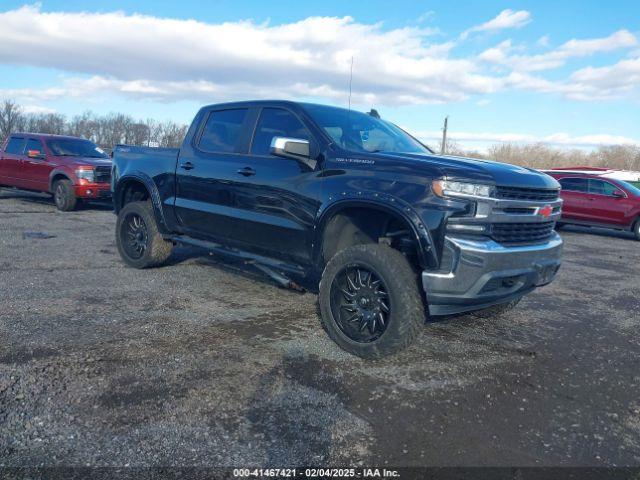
0,100,188,151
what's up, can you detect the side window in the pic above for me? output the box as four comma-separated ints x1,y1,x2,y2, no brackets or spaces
5,137,26,155
198,109,248,153
589,179,617,196
559,178,587,192
25,139,44,155
250,108,311,156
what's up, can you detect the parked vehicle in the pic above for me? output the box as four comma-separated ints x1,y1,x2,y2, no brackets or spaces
550,166,640,189
544,169,640,240
111,100,563,358
0,133,112,211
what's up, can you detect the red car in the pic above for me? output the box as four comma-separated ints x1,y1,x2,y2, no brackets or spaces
0,133,112,211
544,169,640,240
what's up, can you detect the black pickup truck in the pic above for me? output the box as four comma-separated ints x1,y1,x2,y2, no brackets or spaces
111,100,563,358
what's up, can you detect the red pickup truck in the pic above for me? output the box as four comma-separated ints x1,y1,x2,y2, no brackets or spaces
0,133,112,211
544,169,640,240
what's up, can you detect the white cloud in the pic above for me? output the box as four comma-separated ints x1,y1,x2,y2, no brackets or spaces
461,9,531,40
537,35,550,47
481,29,638,72
0,4,491,107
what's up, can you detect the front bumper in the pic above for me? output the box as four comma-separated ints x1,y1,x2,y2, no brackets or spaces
74,183,111,200
422,232,563,316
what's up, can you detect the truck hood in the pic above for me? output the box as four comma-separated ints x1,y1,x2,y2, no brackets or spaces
372,152,559,189
63,157,113,168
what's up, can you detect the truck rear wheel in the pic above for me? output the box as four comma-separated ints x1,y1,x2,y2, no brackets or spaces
116,201,173,268
318,244,425,359
53,179,77,211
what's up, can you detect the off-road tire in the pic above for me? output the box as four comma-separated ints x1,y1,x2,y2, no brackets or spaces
116,201,173,269
470,297,522,319
318,244,425,359
53,179,77,211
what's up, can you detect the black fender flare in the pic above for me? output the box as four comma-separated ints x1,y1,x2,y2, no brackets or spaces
313,193,437,269
48,170,72,192
114,172,170,234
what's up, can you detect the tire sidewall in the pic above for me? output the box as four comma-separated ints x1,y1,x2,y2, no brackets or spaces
54,179,76,211
634,219,640,240
116,201,162,268
319,245,424,358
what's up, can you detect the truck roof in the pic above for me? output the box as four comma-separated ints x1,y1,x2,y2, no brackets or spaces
10,132,89,141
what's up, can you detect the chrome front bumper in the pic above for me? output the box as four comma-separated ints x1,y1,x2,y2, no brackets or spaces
422,232,563,316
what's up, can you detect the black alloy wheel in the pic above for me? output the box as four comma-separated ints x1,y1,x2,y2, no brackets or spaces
330,264,391,343
121,212,149,260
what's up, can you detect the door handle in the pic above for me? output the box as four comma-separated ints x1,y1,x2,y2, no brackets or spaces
237,167,256,177
179,162,194,170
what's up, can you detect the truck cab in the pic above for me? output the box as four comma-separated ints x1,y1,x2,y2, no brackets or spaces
111,100,563,358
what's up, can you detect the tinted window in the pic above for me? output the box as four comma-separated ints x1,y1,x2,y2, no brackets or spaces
251,108,311,156
198,109,248,153
46,138,107,158
559,177,587,192
589,179,618,196
5,137,26,155
25,139,44,155
302,103,430,154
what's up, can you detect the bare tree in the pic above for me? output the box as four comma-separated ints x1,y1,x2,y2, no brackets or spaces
0,100,24,140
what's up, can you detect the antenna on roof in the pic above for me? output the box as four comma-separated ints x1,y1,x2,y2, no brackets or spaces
348,56,354,111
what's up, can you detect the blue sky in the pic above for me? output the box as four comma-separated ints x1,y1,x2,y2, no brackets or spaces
0,1,638,150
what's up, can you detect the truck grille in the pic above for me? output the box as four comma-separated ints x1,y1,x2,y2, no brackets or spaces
490,221,555,245
94,166,111,184
495,186,559,202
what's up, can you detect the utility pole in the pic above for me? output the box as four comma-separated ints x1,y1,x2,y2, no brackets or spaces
440,116,448,154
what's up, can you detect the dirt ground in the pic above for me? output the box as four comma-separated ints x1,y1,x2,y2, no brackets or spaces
1,188,639,467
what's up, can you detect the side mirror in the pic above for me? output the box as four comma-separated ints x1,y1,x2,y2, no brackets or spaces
270,137,316,170
612,189,626,198
27,150,44,159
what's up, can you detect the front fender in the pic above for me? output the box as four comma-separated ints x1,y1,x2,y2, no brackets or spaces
313,193,438,269
48,168,74,191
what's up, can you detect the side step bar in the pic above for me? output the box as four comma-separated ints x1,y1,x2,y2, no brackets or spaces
169,235,306,292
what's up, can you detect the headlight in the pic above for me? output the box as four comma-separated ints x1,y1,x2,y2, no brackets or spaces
432,179,493,198
76,168,95,183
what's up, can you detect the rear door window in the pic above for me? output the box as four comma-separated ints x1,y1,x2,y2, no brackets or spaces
559,177,587,192
198,109,249,153
4,137,26,155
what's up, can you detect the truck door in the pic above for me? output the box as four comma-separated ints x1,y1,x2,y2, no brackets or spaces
173,107,256,242
21,138,52,192
0,136,27,187
229,107,321,264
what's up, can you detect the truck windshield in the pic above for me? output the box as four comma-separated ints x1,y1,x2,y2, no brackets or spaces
46,138,108,158
302,103,432,155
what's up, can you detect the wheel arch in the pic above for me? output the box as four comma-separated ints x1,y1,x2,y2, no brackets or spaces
48,170,72,192
114,173,170,234
314,198,436,270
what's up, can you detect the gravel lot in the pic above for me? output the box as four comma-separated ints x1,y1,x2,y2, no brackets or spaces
1,187,639,468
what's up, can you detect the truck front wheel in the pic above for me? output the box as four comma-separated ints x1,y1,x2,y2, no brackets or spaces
116,201,173,268
53,179,77,211
318,244,425,359
633,218,640,241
